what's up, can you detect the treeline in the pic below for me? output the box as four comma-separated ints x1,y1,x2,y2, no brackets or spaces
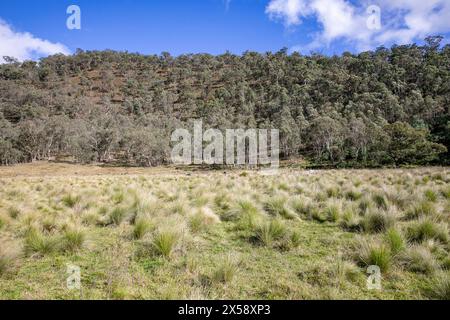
0,36,449,167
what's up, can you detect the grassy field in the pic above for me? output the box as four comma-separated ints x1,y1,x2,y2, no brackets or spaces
0,163,449,300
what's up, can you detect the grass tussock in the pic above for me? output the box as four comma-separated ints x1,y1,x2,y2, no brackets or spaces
0,165,449,300
356,239,392,273
406,219,449,244
212,254,240,284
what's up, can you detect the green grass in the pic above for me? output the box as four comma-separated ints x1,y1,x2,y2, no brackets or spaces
0,166,448,299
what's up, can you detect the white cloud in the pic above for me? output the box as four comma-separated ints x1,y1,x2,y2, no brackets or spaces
0,19,69,63
266,0,450,52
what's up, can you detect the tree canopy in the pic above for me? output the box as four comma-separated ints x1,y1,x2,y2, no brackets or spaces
0,36,448,167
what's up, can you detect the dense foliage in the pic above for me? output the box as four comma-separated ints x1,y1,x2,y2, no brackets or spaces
0,36,449,167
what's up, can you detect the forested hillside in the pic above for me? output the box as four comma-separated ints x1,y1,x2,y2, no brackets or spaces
0,36,449,167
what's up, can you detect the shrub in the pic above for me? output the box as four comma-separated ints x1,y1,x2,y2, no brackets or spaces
406,219,449,244
212,254,239,283
263,197,296,220
356,240,392,273
400,246,438,274
362,210,396,233
254,219,287,246
384,228,405,255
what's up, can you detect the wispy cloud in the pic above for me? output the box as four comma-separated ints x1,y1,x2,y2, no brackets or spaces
266,0,450,52
0,19,69,63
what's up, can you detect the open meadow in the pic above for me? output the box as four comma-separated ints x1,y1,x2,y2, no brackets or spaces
0,163,449,299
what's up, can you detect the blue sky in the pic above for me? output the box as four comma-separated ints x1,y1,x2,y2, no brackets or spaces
0,0,449,61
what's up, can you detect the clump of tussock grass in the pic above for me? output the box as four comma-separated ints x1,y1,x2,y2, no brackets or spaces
290,196,311,217
212,254,240,284
133,218,153,239
358,197,373,215
406,218,449,244
254,219,287,246
61,228,86,253
400,246,439,274
0,242,21,276
404,201,437,220
355,239,392,273
109,207,128,225
7,207,21,219
333,258,362,285
424,189,438,202
372,193,389,210
340,208,361,232
189,207,220,233
425,272,450,300
213,192,233,216
61,194,81,208
263,197,296,220
24,229,59,256
326,187,341,198
111,189,125,204
322,203,341,222
362,210,396,233
345,189,362,201
222,199,259,222
150,228,181,258
441,186,450,199
384,228,405,255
